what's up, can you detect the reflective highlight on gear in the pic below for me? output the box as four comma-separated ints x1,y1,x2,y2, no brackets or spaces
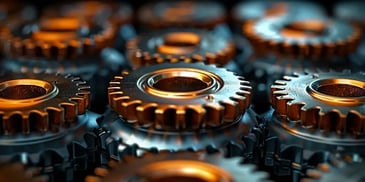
108,62,251,130
126,29,236,67
243,18,362,58
271,71,365,135
137,1,226,29
86,151,269,182
0,72,90,135
3,16,115,60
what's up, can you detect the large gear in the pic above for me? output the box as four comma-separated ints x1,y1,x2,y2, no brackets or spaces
85,151,270,182
243,17,362,59
108,62,251,130
232,1,326,24
2,16,115,60
126,29,236,67
269,71,365,152
137,1,226,30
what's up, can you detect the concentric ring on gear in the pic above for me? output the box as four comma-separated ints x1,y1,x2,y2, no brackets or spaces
243,18,362,58
87,152,269,182
3,16,115,60
126,29,236,67
108,62,251,130
269,71,365,152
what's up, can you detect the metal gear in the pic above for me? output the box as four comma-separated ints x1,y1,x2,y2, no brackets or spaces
42,1,133,27
108,62,251,130
137,1,226,30
2,16,115,60
126,29,236,67
269,71,365,152
243,17,362,59
85,151,270,182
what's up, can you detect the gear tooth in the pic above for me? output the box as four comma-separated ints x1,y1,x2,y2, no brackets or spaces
154,106,174,130
318,111,346,134
287,102,305,121
175,108,187,130
136,103,157,127
204,102,224,127
274,80,288,85
346,111,364,136
121,99,142,122
3,112,25,135
70,96,87,115
111,96,129,116
220,99,240,121
59,101,77,124
186,106,206,130
46,107,64,132
108,91,123,107
273,95,293,117
29,110,49,133
230,94,248,113
300,107,320,128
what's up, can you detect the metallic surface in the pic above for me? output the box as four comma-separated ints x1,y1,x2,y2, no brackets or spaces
137,1,226,30
126,29,236,67
86,151,270,182
108,62,251,130
243,18,362,59
269,71,365,152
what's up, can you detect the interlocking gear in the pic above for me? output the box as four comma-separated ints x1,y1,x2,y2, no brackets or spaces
2,16,115,60
85,151,270,182
0,72,90,135
269,71,365,152
137,1,226,30
108,62,251,130
243,18,362,59
126,29,236,67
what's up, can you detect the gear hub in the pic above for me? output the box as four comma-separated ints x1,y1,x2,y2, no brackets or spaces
126,29,235,67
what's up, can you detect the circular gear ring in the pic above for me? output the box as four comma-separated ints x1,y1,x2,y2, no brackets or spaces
126,29,236,67
86,151,270,182
108,62,251,130
0,72,90,135
2,16,115,60
137,1,226,30
243,18,362,59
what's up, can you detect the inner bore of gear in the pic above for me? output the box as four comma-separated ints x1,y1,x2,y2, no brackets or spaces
0,80,51,100
280,20,328,38
156,32,201,55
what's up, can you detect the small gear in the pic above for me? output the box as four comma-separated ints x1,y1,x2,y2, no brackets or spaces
243,17,362,59
85,151,270,182
334,1,365,28
43,1,133,27
2,16,115,60
137,1,226,30
108,62,251,130
0,72,89,135
269,71,365,152
232,1,326,24
126,29,236,67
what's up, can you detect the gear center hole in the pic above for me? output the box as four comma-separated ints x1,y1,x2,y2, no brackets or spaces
153,77,208,92
281,20,327,38
0,79,54,100
157,32,201,54
317,84,365,97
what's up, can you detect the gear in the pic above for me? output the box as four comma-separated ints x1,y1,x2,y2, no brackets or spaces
269,71,365,152
243,18,362,59
85,151,270,182
0,162,48,182
232,1,326,24
126,29,236,67
334,1,365,28
108,62,251,130
0,72,89,135
2,16,115,60
137,1,226,30
43,1,133,27
304,160,365,182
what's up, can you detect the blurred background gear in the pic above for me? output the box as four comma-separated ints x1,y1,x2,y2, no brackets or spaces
85,151,270,182
126,29,236,67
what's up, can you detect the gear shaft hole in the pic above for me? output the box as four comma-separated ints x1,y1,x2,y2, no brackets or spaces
153,77,208,92
157,32,201,54
281,20,327,38
317,84,365,97
0,85,46,100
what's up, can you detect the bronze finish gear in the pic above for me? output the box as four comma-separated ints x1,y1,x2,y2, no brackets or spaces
243,18,362,59
3,17,115,60
0,72,90,135
126,29,236,67
271,71,365,136
137,1,226,29
43,1,133,27
108,62,251,130
85,151,270,182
